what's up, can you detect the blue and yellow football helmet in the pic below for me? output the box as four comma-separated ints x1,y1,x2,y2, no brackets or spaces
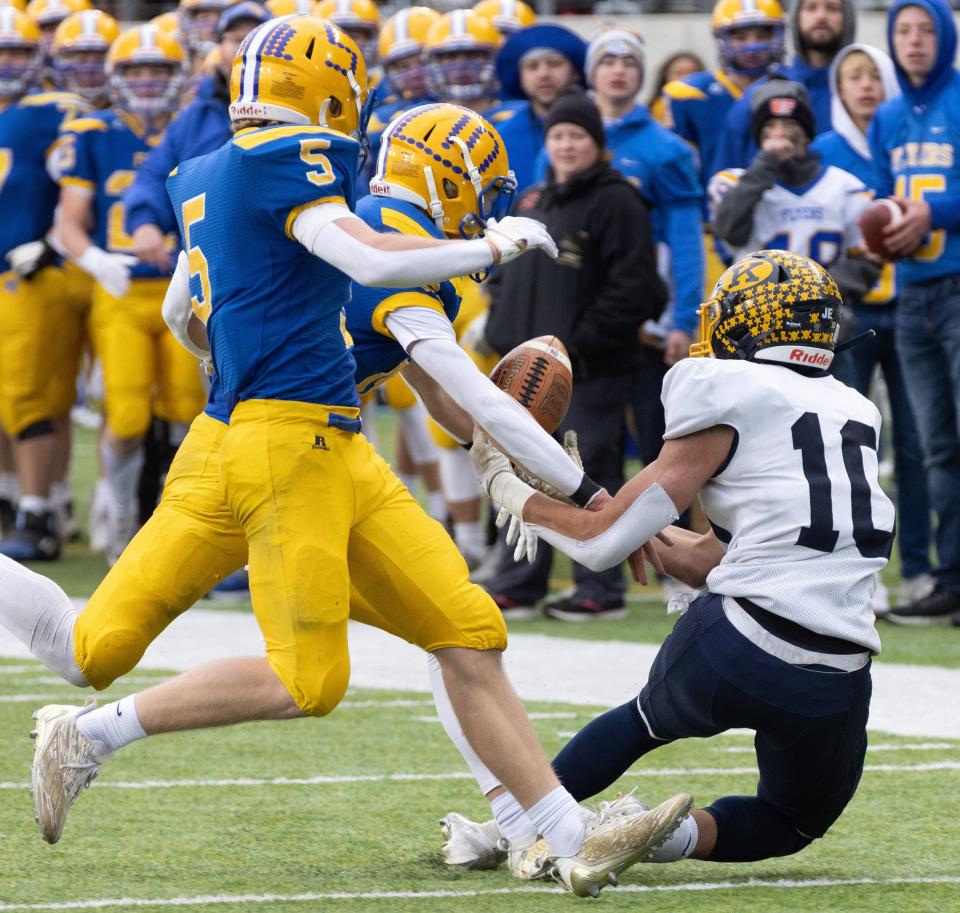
692,250,843,367
377,6,438,100
313,0,379,67
423,10,500,103
472,0,535,37
371,103,516,240
0,6,41,97
51,10,118,104
712,0,785,77
230,14,368,136
178,0,239,56
106,24,188,116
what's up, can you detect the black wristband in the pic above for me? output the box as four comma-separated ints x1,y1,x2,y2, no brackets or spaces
570,474,601,508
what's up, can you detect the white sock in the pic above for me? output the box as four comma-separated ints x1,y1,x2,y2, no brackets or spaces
438,446,482,501
18,494,51,515
426,653,501,795
454,521,485,555
100,439,144,512
397,472,417,493
75,695,147,752
0,556,86,686
0,471,20,502
490,791,537,846
427,490,448,522
527,786,586,857
51,480,71,509
645,813,698,862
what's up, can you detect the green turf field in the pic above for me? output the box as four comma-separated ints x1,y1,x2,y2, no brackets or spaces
1,658,958,912
3,418,958,910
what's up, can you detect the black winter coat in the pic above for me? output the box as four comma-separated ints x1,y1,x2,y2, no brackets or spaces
484,162,666,381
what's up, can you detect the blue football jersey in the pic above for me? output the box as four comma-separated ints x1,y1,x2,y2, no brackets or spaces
348,196,460,395
0,91,88,261
168,125,361,414
58,110,175,280
662,69,743,191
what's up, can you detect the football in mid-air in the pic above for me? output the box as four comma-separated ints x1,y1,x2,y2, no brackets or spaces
490,335,573,433
859,198,908,260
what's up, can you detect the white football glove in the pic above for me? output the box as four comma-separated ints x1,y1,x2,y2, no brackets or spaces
497,506,538,563
78,246,138,299
484,216,559,264
6,239,54,278
162,250,213,372
470,428,535,517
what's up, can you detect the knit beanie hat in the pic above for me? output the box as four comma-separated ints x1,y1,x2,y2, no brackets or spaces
543,90,606,150
750,78,816,144
585,29,645,87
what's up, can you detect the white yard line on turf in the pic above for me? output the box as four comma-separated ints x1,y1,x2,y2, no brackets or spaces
722,742,956,753
0,605,957,738
2,876,959,910
1,761,958,791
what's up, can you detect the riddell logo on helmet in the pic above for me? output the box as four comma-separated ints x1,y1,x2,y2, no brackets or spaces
230,102,271,118
789,349,831,366
369,181,392,196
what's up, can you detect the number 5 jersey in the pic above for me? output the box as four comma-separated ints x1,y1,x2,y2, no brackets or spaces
661,357,895,653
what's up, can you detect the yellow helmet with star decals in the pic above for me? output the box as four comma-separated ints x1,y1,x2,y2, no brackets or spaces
313,0,379,64
691,250,843,368
472,0,535,37
424,10,500,103
371,103,516,240
106,24,188,115
230,14,367,136
51,10,118,103
0,6,41,96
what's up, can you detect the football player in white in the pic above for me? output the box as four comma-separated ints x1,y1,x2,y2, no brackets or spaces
454,249,894,873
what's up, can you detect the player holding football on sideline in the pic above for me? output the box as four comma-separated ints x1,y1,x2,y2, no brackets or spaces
0,17,691,896
0,7,89,561
56,24,207,564
451,250,894,874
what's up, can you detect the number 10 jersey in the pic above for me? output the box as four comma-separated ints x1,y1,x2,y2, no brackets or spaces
662,357,895,652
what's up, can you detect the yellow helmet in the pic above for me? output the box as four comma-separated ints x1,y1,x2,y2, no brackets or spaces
371,103,516,239
0,6,41,96
178,0,239,55
712,0,785,76
51,9,118,103
230,14,367,136
377,7,438,101
150,10,182,37
424,10,500,103
106,25,188,115
472,0,535,37
0,1,27,12
265,0,313,15
691,250,843,367
313,0,379,65
25,0,89,31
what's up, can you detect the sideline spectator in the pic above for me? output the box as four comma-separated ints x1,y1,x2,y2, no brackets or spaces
648,49,704,124
813,43,933,611
869,0,960,624
483,91,666,621
714,0,857,172
489,24,586,193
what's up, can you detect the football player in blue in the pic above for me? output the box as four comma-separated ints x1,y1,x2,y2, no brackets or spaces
7,17,691,894
712,0,857,173
0,7,90,562
868,0,960,624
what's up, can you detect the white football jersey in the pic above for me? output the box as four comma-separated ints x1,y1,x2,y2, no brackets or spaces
708,165,872,266
662,358,895,653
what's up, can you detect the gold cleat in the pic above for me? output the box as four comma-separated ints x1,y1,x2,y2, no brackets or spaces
549,792,694,898
30,698,112,844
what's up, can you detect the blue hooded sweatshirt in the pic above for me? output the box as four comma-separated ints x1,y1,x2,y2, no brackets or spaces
124,74,233,241
868,0,960,285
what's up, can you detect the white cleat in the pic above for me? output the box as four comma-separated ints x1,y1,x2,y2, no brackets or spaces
31,698,112,844
439,813,506,870
548,792,694,898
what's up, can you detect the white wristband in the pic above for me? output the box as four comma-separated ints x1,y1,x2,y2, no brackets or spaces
489,470,536,518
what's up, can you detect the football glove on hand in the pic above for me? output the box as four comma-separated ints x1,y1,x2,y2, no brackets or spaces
497,506,538,564
5,238,59,279
513,430,587,504
470,428,535,518
78,246,138,299
484,217,559,264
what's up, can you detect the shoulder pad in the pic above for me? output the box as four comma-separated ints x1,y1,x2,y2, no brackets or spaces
232,124,356,153
60,116,109,134
663,80,707,102
20,91,88,110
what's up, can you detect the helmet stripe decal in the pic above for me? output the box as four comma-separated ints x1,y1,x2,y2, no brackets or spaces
394,9,408,43
239,15,291,103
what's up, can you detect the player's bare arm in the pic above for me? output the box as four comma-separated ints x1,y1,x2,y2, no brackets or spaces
639,527,727,589
401,361,475,443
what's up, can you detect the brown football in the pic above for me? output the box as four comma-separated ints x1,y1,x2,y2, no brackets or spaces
859,198,907,261
490,335,573,433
